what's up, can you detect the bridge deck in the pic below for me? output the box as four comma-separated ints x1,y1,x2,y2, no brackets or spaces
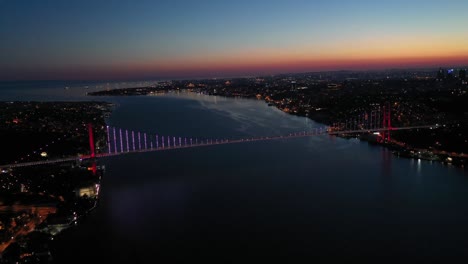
1,125,437,169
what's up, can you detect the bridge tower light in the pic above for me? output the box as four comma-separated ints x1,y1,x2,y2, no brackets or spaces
387,104,392,142
126,130,129,152
113,127,117,154
88,123,96,158
144,133,148,149
119,129,123,153
138,132,142,150
132,131,135,151
382,106,386,141
106,125,111,154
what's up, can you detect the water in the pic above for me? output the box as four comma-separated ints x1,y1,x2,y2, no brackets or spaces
2,81,468,262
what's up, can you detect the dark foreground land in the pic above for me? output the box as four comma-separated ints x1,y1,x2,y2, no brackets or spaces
89,69,468,167
0,101,111,263
0,101,112,165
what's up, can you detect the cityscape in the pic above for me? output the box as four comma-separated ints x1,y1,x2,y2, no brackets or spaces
90,68,467,165
1,0,468,263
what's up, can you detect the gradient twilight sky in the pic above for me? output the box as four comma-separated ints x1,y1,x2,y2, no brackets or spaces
1,0,468,80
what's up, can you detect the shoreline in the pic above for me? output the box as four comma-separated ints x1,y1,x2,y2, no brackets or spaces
0,100,109,262
166,90,466,170
267,99,466,169
88,89,466,170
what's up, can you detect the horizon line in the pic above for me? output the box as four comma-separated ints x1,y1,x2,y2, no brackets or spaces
1,65,467,83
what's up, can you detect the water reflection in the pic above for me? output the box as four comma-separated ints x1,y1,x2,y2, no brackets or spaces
3,82,468,261
108,176,188,239
381,148,393,177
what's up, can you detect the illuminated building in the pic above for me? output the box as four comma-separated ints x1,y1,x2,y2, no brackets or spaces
291,81,297,91
447,69,455,79
75,182,99,198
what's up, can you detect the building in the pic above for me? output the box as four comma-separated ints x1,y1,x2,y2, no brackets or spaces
291,81,297,91
459,69,467,80
446,69,455,79
75,182,99,198
436,68,445,81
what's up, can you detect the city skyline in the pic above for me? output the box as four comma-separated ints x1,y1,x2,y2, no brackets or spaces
1,0,468,80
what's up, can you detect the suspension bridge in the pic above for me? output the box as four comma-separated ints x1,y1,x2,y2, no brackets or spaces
1,106,438,169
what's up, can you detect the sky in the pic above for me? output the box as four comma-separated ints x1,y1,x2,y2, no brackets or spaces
1,0,468,80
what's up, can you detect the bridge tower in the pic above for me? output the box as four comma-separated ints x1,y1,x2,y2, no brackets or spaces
88,123,96,158
386,105,392,141
381,105,392,142
382,106,386,141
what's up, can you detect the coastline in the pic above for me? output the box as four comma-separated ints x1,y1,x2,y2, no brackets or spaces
87,88,466,169
264,97,466,169
0,101,110,262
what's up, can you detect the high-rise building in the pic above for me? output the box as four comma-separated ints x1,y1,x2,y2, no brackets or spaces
291,81,297,91
437,68,445,81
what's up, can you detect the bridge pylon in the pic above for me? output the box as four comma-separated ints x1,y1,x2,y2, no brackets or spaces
381,104,392,142
386,105,392,141
88,123,96,158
